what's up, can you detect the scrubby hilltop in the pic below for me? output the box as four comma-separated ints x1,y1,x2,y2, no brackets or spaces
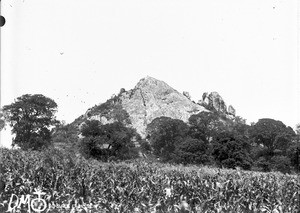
72,76,235,138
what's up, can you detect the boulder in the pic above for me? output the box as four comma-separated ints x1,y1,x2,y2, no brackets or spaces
183,91,191,100
228,105,236,116
201,92,227,114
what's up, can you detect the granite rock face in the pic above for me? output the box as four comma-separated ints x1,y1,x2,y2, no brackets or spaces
227,105,236,116
198,92,236,118
183,91,191,100
120,76,206,137
201,92,227,114
81,76,207,137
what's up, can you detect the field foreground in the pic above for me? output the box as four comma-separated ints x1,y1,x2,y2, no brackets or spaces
0,148,299,213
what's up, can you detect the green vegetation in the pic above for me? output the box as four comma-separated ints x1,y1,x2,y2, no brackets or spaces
87,94,131,125
0,110,5,131
2,94,58,150
0,148,299,213
1,93,300,212
2,94,299,174
147,117,189,162
79,120,139,161
147,112,299,173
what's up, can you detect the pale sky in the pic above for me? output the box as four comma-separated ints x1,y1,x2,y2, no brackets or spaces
1,0,299,147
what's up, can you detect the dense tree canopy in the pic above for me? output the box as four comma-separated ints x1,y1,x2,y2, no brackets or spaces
3,94,58,150
226,116,249,139
250,118,295,155
212,132,253,170
173,138,209,165
147,117,189,161
249,119,296,172
51,121,79,153
188,111,225,143
0,110,5,131
287,123,300,172
79,120,138,161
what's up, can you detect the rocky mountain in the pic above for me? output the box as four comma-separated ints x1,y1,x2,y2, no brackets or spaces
72,76,235,138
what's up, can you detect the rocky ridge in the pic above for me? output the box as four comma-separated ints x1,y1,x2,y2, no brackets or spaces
76,76,236,138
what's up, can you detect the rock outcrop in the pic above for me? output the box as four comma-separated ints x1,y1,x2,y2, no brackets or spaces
199,92,227,114
198,92,236,118
183,91,191,100
227,105,236,116
72,77,238,138
78,76,207,137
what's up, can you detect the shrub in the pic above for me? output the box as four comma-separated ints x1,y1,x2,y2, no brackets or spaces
173,138,209,165
79,121,139,161
270,155,292,174
212,133,253,170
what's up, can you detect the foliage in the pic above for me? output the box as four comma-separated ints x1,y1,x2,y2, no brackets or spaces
87,95,131,125
250,119,296,172
226,116,250,139
254,157,272,172
289,142,300,172
79,121,138,161
250,119,295,155
287,124,300,172
173,138,210,165
52,122,79,144
0,148,299,213
147,117,189,161
139,139,152,154
270,155,292,174
80,120,102,137
188,111,225,143
0,110,5,131
212,132,253,170
2,94,58,150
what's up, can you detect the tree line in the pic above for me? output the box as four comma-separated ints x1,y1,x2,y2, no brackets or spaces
146,113,299,173
1,94,299,173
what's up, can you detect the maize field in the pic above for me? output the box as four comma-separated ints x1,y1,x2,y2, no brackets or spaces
0,148,299,213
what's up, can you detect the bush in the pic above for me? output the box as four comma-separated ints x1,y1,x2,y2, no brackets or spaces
147,117,189,161
270,155,292,174
78,121,139,161
173,138,209,165
212,133,253,170
254,157,271,172
139,139,152,154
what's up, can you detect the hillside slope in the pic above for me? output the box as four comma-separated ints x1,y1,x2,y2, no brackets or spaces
72,76,235,138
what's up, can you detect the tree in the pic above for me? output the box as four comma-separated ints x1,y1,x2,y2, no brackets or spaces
250,119,296,172
287,123,300,172
227,116,249,138
173,138,210,165
188,111,225,143
270,155,292,174
147,117,189,161
3,94,58,150
250,119,295,157
0,110,5,131
81,120,102,137
79,121,138,161
212,132,253,170
51,121,79,153
139,139,152,154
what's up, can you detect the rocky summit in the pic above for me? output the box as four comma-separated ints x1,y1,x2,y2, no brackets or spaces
120,76,207,137
75,76,235,138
